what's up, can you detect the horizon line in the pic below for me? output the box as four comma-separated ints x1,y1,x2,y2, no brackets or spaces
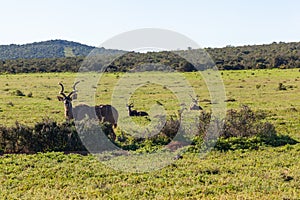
0,39,299,49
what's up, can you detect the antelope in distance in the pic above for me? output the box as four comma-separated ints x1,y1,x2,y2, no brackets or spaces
189,95,203,111
126,103,149,117
57,81,118,128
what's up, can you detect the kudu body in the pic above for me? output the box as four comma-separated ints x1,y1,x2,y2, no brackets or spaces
126,104,149,116
57,82,118,128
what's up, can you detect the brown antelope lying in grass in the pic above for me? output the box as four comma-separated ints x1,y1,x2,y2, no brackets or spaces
126,103,149,117
57,81,118,128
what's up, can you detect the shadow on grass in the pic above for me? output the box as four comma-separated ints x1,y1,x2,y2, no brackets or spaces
213,134,299,152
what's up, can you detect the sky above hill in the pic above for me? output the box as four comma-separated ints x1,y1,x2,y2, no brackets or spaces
1,0,299,48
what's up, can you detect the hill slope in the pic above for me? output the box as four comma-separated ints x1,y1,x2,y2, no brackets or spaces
206,41,300,70
0,40,108,60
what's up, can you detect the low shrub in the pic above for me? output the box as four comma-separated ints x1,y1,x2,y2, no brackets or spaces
114,117,180,153
75,119,116,153
222,105,272,138
0,119,86,153
191,105,298,152
0,106,297,154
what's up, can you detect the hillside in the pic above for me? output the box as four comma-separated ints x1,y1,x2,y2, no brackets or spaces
0,40,300,73
207,41,300,70
0,39,121,60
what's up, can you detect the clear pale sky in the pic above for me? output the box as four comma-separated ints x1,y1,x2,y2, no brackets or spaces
0,0,299,48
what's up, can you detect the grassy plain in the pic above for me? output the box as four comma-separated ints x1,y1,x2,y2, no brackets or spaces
0,69,299,138
0,69,300,199
1,146,299,199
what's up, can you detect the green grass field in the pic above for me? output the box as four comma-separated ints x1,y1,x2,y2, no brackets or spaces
0,69,300,199
1,146,299,199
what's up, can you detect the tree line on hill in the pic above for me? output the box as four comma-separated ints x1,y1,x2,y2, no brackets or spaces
0,40,94,60
0,40,299,73
206,41,300,70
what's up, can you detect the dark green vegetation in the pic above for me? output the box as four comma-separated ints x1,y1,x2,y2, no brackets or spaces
0,106,296,154
0,39,125,60
0,40,93,60
0,40,300,73
207,42,300,70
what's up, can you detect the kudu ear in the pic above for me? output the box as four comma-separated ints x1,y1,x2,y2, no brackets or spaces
57,96,64,101
71,93,77,100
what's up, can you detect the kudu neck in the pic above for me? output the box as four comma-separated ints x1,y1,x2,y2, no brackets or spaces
64,102,73,120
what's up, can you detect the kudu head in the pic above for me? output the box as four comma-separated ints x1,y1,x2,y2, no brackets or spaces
126,103,137,116
189,94,203,111
57,81,80,120
126,103,134,109
189,94,199,104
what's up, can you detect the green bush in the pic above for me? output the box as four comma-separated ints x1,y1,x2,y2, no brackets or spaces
222,105,272,138
0,106,298,154
190,106,298,152
75,119,116,153
0,119,86,153
31,119,82,152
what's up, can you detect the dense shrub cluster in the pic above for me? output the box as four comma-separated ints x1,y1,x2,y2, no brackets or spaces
0,106,297,154
0,120,85,154
192,105,298,152
222,105,273,138
0,57,83,73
